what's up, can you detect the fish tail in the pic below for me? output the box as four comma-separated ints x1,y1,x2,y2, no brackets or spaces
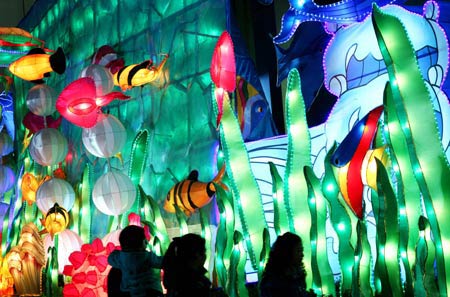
212,163,226,184
49,47,66,74
156,54,169,71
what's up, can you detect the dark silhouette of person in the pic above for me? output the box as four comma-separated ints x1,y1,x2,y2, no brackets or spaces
162,233,211,297
259,232,308,297
107,225,163,297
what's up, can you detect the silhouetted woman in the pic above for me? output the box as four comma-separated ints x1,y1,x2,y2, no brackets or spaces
259,232,308,297
162,233,211,297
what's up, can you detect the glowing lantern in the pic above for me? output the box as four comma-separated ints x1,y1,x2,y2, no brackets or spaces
92,171,136,216
62,238,117,296
8,47,66,83
210,31,236,92
36,177,75,214
82,114,126,158
21,173,50,206
80,64,114,96
56,77,129,128
29,128,68,166
26,84,57,116
0,165,15,194
44,229,83,274
210,31,236,125
43,203,69,238
0,131,13,156
6,223,45,296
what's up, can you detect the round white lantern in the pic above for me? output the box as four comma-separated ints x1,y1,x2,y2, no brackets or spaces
26,84,57,116
0,165,15,193
82,114,126,158
92,171,136,216
0,131,13,156
36,178,75,214
29,128,68,166
79,64,114,96
44,229,83,273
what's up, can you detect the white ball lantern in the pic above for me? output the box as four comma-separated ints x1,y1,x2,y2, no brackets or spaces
26,84,57,116
92,171,136,216
44,229,83,273
80,64,114,96
0,131,13,156
29,128,68,166
36,178,75,214
82,114,126,158
0,165,15,193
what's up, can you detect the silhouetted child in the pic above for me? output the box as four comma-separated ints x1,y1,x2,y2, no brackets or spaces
259,232,308,297
108,225,163,297
162,233,212,297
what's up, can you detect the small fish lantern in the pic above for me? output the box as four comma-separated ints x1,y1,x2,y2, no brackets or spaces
26,84,57,116
92,171,136,216
8,47,66,83
36,177,75,214
43,203,69,238
28,127,68,166
82,114,126,158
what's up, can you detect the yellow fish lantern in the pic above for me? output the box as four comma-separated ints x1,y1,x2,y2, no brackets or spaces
361,145,390,191
21,173,50,206
43,203,69,238
113,54,169,90
9,47,66,83
164,165,228,216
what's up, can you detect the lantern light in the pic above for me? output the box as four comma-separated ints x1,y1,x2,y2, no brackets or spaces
29,128,68,166
26,84,57,116
92,171,136,216
82,114,126,158
36,177,75,214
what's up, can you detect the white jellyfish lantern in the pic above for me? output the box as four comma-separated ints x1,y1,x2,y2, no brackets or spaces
82,114,126,158
36,177,75,214
79,64,114,96
92,171,136,216
29,128,68,166
26,84,58,116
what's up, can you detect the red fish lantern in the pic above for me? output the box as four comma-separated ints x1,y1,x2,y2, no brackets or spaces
210,31,236,126
56,77,129,128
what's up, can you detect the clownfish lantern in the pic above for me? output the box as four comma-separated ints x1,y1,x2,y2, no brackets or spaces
164,165,228,216
9,47,66,83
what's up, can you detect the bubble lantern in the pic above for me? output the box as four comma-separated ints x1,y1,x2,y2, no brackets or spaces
92,171,136,216
36,178,75,214
26,84,57,116
79,64,114,96
0,165,15,194
29,128,68,166
82,114,126,158
43,229,83,274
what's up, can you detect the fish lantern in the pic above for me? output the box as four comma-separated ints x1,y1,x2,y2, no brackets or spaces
43,203,69,238
210,31,236,125
82,114,126,158
80,64,114,96
36,177,75,214
0,130,13,156
43,229,83,274
29,128,68,166
0,165,15,194
56,77,129,128
26,84,57,116
92,171,136,216
8,47,66,83
113,54,169,90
